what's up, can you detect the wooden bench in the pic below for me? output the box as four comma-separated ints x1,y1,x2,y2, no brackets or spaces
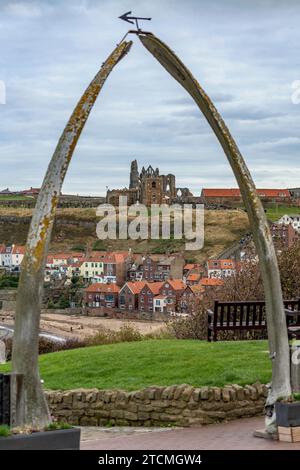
207,299,300,341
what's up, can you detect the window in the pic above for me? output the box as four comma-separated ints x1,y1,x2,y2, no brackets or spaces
152,181,156,188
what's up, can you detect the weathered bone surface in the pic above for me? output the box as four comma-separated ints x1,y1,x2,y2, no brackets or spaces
0,340,5,364
12,40,132,428
138,32,291,433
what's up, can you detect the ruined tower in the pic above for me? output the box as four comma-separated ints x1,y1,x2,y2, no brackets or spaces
129,160,139,189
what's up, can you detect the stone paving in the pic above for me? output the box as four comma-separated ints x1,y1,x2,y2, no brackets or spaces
80,417,300,450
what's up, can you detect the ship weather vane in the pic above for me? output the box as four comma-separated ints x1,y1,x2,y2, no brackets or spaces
119,11,152,32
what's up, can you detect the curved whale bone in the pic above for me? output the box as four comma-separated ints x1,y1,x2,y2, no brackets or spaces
138,32,291,434
12,39,133,428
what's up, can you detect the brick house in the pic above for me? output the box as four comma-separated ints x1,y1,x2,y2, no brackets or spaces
186,273,201,286
179,284,204,313
118,281,146,311
128,254,184,282
155,279,186,313
85,283,120,314
271,222,300,248
138,282,163,312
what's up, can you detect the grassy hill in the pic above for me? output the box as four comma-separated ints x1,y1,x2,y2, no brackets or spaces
0,340,271,390
265,205,300,222
0,208,249,263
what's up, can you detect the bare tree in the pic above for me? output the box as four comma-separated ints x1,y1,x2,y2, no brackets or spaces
11,40,132,428
139,33,291,434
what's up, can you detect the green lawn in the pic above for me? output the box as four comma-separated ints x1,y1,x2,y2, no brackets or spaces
0,339,271,391
266,205,300,222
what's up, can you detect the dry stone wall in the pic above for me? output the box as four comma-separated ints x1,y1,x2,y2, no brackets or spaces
46,383,268,427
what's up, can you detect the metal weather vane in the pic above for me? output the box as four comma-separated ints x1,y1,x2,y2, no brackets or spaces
119,11,151,31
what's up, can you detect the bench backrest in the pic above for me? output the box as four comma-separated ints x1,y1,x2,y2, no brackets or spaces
212,299,300,329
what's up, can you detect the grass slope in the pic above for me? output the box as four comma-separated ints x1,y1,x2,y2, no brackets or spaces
0,340,271,391
266,205,300,222
0,208,249,263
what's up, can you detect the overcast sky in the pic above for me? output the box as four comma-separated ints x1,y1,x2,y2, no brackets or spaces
1,0,299,196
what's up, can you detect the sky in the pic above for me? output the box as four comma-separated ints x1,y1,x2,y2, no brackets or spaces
0,0,300,196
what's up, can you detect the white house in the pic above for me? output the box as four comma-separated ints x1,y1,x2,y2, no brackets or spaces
153,295,167,312
207,259,236,279
0,245,13,267
278,214,300,232
11,245,25,267
0,245,25,268
80,258,104,281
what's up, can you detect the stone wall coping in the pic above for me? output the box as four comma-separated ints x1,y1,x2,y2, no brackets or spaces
45,382,268,402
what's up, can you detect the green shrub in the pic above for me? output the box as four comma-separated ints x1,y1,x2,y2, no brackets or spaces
45,422,72,431
92,240,107,251
88,324,142,346
0,425,11,437
70,244,85,252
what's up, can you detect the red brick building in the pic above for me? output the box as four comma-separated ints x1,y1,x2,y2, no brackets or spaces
128,254,184,282
186,273,202,286
201,188,291,207
85,283,120,315
179,285,204,313
118,281,146,311
138,282,163,312
271,223,300,249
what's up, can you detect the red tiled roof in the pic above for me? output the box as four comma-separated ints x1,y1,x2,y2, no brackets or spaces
12,245,25,255
22,187,40,194
200,277,224,286
202,188,290,198
163,279,186,291
147,282,164,295
207,259,236,270
52,253,72,260
85,283,120,293
82,257,105,263
123,281,147,294
184,264,196,271
69,262,82,268
187,273,201,281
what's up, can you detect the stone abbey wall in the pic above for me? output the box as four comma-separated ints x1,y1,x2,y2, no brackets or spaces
46,382,267,427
